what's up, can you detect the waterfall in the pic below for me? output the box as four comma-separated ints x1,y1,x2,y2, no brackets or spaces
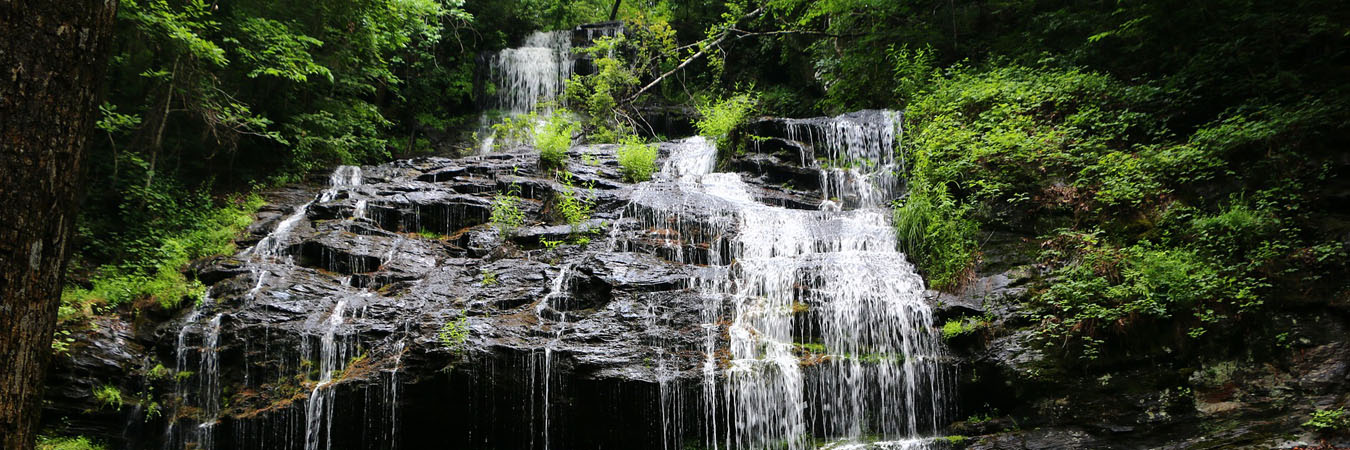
478,31,573,153
784,110,903,210
624,117,948,448
485,31,572,115
163,165,365,450
304,297,350,450
533,261,576,450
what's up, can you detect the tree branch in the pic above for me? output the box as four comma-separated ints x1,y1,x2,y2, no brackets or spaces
621,7,764,104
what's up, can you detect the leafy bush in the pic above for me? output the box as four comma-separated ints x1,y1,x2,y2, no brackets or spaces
616,135,658,183
899,64,1346,358
38,436,104,450
1303,408,1349,432
490,187,526,234
535,112,577,171
554,172,595,232
63,191,264,311
488,112,539,152
893,183,978,291
694,92,757,148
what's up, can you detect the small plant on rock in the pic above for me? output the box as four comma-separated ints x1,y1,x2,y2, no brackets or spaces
1304,408,1349,432
490,185,526,234
438,315,470,352
93,385,123,410
536,111,577,172
480,269,498,286
616,135,658,183
555,171,595,232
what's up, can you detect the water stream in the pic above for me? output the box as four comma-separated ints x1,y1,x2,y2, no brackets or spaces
623,119,947,449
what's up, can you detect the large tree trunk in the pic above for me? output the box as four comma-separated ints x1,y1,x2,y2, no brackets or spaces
0,1,119,449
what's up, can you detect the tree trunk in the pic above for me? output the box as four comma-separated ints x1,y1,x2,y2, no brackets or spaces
0,1,119,449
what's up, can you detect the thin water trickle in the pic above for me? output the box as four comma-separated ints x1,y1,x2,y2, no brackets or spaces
304,297,350,450
163,165,365,450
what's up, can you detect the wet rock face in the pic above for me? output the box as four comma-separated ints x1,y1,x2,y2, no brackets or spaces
937,233,1350,449
47,142,820,450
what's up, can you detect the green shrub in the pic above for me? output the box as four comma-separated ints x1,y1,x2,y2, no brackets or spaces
38,436,104,450
490,186,526,234
535,112,577,171
480,269,498,286
1303,408,1349,432
694,92,757,148
893,183,978,291
616,135,658,183
555,172,595,232
62,192,264,311
488,112,538,152
438,316,470,352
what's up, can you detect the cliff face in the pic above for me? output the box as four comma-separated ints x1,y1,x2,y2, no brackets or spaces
40,114,1350,450
932,230,1350,449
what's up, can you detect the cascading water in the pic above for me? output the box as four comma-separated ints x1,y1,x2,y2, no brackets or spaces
784,110,903,210
485,31,572,115
623,115,948,449
478,31,574,153
304,297,351,450
163,165,367,450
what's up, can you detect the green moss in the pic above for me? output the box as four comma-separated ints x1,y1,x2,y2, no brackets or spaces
941,319,981,340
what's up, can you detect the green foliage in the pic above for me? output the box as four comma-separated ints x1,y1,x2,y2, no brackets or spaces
694,92,757,149
438,316,470,352
900,61,1347,358
93,385,123,410
940,319,981,340
490,185,527,234
536,112,578,171
488,112,539,152
146,363,171,381
554,172,595,232
37,436,105,450
1303,408,1349,432
480,269,498,286
893,184,978,291
616,136,658,183
939,435,968,444
416,229,446,240
64,190,264,311
564,36,644,141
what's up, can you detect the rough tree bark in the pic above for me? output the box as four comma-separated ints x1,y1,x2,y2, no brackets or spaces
0,1,119,449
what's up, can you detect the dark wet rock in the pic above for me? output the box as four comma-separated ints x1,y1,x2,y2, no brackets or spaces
928,265,1036,323
42,318,149,446
965,427,1116,449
